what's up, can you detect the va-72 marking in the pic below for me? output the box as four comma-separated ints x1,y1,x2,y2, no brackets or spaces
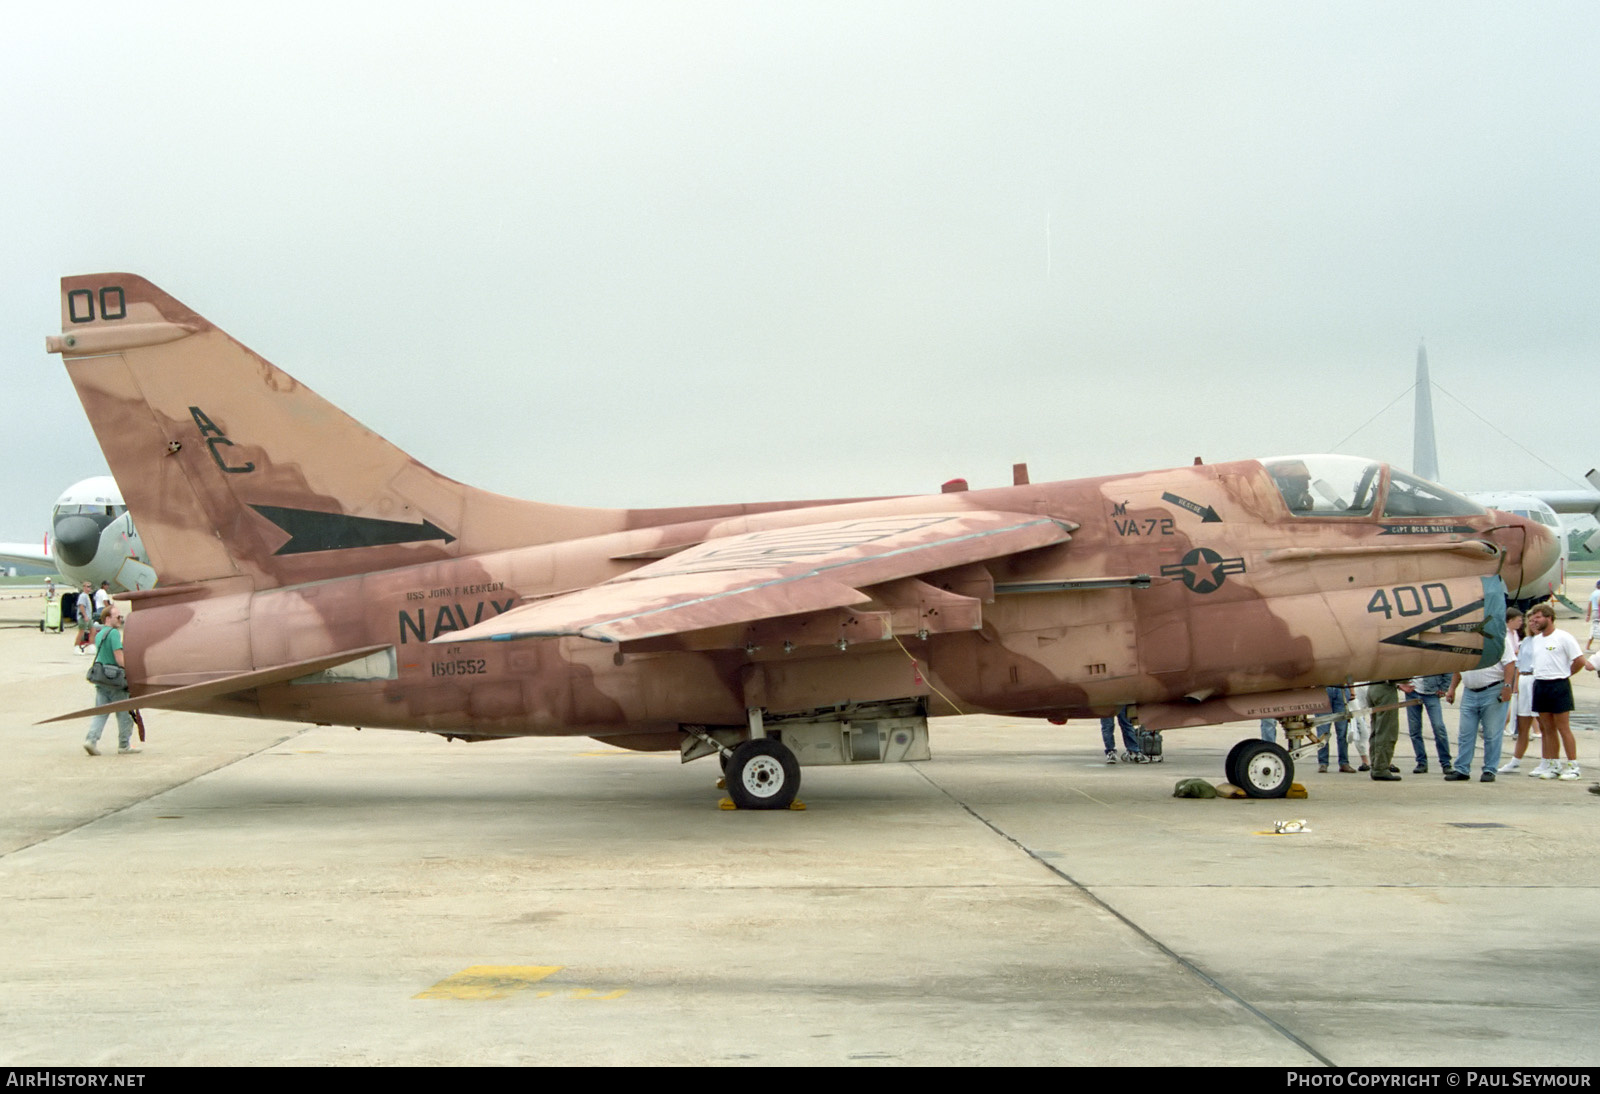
1112,516,1174,537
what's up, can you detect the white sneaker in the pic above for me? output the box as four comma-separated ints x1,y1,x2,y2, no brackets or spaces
1538,762,1560,780
1559,762,1581,781
1529,760,1553,777
1497,757,1520,773
1104,750,1117,765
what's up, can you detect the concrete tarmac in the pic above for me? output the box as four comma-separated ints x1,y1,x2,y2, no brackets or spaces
3,622,1598,1066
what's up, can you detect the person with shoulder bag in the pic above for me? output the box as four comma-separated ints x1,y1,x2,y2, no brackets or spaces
83,607,137,755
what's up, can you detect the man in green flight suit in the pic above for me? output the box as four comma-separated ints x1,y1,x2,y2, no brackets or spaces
1367,680,1402,782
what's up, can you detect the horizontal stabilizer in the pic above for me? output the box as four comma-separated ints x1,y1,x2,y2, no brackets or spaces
39,644,392,724
441,511,1072,644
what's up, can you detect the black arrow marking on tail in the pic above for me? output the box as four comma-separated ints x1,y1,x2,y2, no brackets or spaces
1161,492,1221,522
250,505,456,555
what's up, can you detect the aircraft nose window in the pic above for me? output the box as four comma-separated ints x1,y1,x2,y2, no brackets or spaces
1263,455,1381,517
1382,469,1486,518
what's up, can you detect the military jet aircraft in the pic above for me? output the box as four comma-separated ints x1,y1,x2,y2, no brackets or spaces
45,274,1559,805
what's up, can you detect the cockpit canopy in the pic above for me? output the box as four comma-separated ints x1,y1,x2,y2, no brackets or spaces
1262,455,1486,519
54,503,126,518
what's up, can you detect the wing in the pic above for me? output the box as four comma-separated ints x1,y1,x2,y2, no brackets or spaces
0,542,53,570
440,511,1073,648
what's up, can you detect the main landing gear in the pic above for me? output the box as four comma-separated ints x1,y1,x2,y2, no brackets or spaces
683,700,932,810
693,712,804,811
723,738,802,811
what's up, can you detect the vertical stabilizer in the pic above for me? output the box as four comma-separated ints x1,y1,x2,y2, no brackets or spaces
46,274,626,591
1412,340,1439,482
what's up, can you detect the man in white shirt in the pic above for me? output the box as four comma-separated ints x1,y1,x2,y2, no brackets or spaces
1523,603,1590,780
72,582,94,654
1445,607,1520,782
1586,581,1600,652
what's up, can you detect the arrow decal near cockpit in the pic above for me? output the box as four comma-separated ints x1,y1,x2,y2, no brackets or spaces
250,505,456,555
1161,492,1222,522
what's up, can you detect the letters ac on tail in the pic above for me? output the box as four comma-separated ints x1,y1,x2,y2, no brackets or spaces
43,274,1561,806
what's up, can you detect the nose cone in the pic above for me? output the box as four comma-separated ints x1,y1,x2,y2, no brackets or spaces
53,514,104,568
1496,511,1562,600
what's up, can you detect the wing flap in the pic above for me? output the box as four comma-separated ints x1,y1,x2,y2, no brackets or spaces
442,511,1072,645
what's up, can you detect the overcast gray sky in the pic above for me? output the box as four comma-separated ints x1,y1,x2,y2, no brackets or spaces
4,1,1598,537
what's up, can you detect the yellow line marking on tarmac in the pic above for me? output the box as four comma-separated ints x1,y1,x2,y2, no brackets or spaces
414,965,562,1000
414,966,629,1001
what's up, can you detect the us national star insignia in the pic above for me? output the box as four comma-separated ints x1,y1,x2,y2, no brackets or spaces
1161,547,1246,593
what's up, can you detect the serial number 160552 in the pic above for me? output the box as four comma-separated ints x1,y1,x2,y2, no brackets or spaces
431,659,488,677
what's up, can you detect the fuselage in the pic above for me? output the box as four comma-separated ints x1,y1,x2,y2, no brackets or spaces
122,455,1557,744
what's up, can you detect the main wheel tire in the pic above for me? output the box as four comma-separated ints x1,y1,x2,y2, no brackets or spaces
1224,739,1253,787
1234,740,1294,798
725,738,801,810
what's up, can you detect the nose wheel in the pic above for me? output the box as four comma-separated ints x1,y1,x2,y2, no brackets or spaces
1225,739,1294,798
